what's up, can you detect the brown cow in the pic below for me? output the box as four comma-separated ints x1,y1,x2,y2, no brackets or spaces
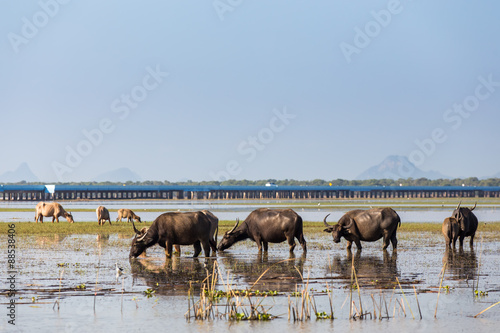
35,202,74,223
442,217,460,249
116,208,141,223
96,206,111,226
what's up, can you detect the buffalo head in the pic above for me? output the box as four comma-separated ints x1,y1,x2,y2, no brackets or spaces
129,222,150,258
217,219,244,252
452,201,476,232
323,214,354,243
65,212,74,223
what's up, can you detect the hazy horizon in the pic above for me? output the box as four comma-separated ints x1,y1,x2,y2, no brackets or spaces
2,1,499,182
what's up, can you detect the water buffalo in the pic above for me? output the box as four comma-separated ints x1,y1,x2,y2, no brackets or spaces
452,202,478,248
35,202,74,223
129,211,215,259
323,208,400,250
117,208,141,223
217,208,307,253
96,206,111,226
173,210,218,255
442,217,459,249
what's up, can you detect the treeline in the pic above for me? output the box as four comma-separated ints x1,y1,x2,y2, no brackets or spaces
4,177,500,187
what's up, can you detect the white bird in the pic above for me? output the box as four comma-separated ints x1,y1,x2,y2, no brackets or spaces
115,263,124,279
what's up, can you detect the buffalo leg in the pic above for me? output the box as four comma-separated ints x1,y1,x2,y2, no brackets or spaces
165,242,173,258
458,234,465,248
298,233,307,252
287,236,296,253
469,233,475,248
173,245,181,255
263,241,269,252
193,241,202,257
254,236,263,252
390,231,398,250
201,240,211,258
346,240,353,250
354,240,362,250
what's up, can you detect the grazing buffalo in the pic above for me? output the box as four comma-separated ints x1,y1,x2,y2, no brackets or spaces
129,211,215,259
442,217,459,249
117,209,141,223
96,206,111,226
173,210,218,255
217,208,307,253
35,202,74,223
323,208,400,250
452,202,478,248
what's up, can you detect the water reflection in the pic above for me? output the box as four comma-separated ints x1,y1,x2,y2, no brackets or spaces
442,248,477,281
218,252,307,291
129,257,213,295
328,250,399,289
36,234,67,246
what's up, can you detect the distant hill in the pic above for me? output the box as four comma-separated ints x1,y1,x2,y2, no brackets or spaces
356,155,449,180
0,163,40,183
92,167,142,182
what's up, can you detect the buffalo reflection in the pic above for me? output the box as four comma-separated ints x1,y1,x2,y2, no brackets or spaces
217,252,307,292
442,248,478,281
327,249,399,289
129,257,214,295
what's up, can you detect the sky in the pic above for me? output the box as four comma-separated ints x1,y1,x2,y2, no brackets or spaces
1,0,499,182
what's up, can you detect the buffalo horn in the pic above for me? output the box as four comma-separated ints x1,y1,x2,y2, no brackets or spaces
137,230,148,242
456,201,462,210
471,202,477,211
343,218,354,229
323,214,331,227
132,220,140,234
228,219,240,234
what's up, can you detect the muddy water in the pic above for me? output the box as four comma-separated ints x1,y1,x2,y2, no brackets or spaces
1,229,500,332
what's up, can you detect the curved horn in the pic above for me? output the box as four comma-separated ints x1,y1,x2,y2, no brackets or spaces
132,220,140,234
343,218,354,229
228,219,240,234
471,202,477,211
137,229,148,242
456,201,462,210
323,214,331,227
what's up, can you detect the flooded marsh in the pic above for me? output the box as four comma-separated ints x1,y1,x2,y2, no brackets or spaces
1,200,500,332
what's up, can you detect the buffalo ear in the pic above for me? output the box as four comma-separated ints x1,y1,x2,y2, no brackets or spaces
323,227,334,233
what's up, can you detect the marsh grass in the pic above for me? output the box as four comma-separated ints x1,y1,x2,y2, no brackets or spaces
186,261,278,321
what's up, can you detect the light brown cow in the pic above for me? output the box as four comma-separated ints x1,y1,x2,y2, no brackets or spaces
96,206,111,226
116,208,141,223
35,202,74,223
442,217,459,249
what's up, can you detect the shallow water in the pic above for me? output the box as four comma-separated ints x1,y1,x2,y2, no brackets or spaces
1,199,499,223
2,228,500,332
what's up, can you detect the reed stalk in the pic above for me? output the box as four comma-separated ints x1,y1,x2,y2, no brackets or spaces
434,262,447,318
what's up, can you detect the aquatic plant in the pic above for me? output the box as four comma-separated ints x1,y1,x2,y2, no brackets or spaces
144,288,156,298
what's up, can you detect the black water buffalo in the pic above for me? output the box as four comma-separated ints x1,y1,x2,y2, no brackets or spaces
452,202,478,248
323,208,400,250
129,211,215,259
442,217,459,249
174,210,218,255
217,208,307,253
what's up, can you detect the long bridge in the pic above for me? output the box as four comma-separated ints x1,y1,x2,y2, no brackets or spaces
1,184,499,201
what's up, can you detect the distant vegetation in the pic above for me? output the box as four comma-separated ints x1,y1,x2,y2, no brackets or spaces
2,177,500,186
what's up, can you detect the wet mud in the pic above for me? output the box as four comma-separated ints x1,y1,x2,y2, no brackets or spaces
1,229,500,332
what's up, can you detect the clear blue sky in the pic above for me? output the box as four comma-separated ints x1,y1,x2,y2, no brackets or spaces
1,0,499,182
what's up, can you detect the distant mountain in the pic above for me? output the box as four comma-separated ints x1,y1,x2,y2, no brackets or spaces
92,167,142,182
356,155,450,180
0,163,40,183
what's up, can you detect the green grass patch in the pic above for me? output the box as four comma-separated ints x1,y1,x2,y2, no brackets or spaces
0,221,153,235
